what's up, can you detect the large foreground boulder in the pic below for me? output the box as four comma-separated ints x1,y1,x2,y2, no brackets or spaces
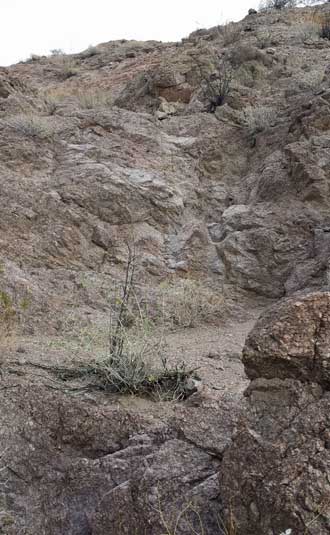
243,290,330,388
0,377,236,535
221,291,330,535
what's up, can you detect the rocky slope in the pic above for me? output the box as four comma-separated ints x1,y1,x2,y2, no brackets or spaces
1,3,330,534
0,3,329,327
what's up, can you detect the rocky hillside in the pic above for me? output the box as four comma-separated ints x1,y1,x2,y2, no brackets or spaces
1,3,330,534
0,2,329,327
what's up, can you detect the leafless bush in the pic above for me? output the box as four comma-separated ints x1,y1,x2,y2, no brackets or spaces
259,0,296,9
192,50,234,112
31,248,198,400
50,48,65,56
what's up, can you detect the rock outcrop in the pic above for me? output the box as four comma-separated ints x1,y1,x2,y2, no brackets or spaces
0,377,238,535
0,3,330,329
221,291,330,535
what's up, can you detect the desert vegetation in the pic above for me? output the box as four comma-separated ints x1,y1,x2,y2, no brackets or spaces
240,105,277,136
157,278,224,329
0,285,31,349
1,113,59,138
192,50,234,112
259,0,296,9
29,249,199,400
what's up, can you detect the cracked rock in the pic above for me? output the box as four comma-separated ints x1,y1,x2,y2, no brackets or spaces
243,291,330,389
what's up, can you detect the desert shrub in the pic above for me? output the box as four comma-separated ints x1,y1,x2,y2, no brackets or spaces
157,278,224,329
76,89,113,109
49,53,79,79
259,0,296,9
0,288,31,346
60,59,79,79
2,114,57,138
41,88,77,111
296,68,325,90
80,45,99,59
156,494,237,535
41,94,59,115
234,61,266,89
256,30,272,49
240,105,277,135
220,22,241,46
295,21,320,41
229,45,272,68
192,50,234,112
32,248,197,400
50,48,65,56
0,291,17,341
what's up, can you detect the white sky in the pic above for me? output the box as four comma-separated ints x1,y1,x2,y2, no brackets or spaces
0,0,260,66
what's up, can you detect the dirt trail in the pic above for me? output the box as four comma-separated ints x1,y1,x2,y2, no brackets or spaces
3,317,255,414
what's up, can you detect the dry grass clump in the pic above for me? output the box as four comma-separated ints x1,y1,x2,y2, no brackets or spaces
60,59,79,79
156,493,237,535
157,278,224,329
32,249,197,400
240,105,277,135
40,88,113,112
295,21,320,41
76,89,113,109
220,22,241,46
2,114,59,138
0,286,31,350
256,30,272,49
296,68,325,91
49,52,79,79
0,290,17,349
41,94,61,115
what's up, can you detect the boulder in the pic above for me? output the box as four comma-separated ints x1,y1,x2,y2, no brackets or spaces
221,291,330,534
221,378,330,535
243,291,330,388
0,380,238,535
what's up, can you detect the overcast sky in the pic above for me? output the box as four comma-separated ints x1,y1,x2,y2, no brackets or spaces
1,0,260,66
